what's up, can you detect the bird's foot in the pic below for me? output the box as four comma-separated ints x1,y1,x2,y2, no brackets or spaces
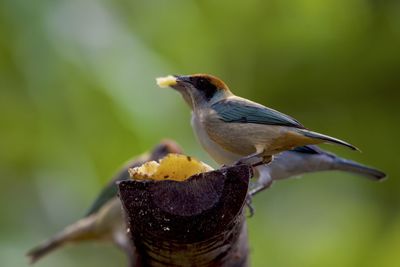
236,155,273,168
233,150,265,167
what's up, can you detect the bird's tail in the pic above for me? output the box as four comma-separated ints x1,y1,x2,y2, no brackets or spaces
333,157,386,181
27,216,96,264
299,129,359,151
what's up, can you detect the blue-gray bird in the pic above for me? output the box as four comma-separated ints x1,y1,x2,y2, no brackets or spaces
249,145,386,195
27,140,182,265
157,74,358,166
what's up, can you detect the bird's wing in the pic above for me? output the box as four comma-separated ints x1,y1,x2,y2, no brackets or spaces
85,154,150,217
84,141,183,217
211,98,305,128
291,145,329,155
84,161,140,217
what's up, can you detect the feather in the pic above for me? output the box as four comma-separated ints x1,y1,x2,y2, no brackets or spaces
291,145,323,155
86,141,182,216
291,145,336,157
333,158,386,180
211,98,305,128
298,129,359,151
85,160,142,216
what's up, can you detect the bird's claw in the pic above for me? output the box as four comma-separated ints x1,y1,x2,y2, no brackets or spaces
233,158,259,167
233,154,273,168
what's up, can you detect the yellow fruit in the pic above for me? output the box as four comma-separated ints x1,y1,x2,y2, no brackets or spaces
129,153,213,182
156,75,177,88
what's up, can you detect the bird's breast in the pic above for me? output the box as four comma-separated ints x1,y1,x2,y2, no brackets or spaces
191,112,240,165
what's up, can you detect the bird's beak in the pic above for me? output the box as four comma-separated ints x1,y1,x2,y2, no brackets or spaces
156,75,177,88
156,75,191,89
156,75,195,109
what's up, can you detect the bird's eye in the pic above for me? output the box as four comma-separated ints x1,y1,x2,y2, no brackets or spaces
198,78,206,85
193,78,208,91
191,77,218,100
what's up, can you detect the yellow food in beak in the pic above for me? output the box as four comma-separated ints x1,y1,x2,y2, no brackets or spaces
156,75,177,88
129,153,213,182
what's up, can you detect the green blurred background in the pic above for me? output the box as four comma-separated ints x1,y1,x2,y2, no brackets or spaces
1,0,399,266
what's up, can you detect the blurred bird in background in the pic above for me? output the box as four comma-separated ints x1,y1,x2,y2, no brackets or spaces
26,139,384,266
157,74,358,168
249,145,385,195
27,140,183,266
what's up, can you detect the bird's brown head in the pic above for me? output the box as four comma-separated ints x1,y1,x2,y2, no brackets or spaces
157,74,231,109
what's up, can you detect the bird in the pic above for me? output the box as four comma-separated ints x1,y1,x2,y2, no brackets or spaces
26,140,183,266
157,74,359,167
27,142,384,265
249,145,386,195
